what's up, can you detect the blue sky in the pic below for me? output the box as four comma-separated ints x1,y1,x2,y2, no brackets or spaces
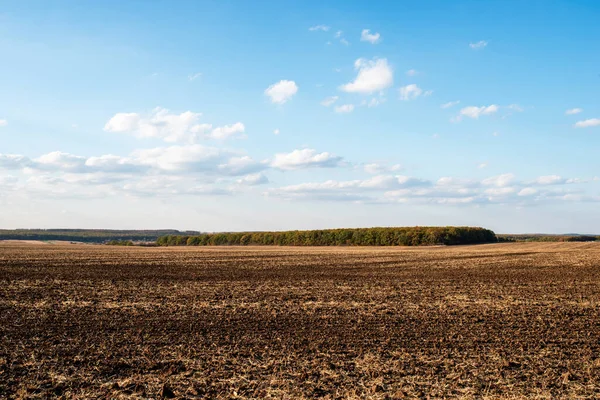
1,0,599,233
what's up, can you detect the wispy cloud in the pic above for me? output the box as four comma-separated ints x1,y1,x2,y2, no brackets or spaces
309,25,330,32
321,96,339,107
469,40,488,49
453,105,498,122
399,84,431,101
566,108,583,115
441,101,460,109
334,104,355,114
188,72,202,81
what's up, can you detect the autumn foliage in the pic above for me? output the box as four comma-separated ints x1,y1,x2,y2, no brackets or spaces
157,226,497,247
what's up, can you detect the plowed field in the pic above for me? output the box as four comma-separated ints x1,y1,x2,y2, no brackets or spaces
1,242,600,398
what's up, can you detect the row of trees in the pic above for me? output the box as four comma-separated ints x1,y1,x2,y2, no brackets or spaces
157,227,497,247
498,234,599,242
0,229,199,244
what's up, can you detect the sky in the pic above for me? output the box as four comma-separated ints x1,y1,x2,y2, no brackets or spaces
0,0,599,233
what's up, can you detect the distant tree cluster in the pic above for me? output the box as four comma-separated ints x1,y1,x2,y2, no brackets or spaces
157,227,497,247
106,240,135,246
0,229,197,244
498,234,599,243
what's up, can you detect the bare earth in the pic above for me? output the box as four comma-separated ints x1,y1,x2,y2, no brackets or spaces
1,242,600,399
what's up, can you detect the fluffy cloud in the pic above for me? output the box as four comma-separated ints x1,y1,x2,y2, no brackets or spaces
482,173,515,187
518,188,538,197
34,151,87,172
271,149,343,170
104,107,244,142
237,173,269,186
565,108,583,115
0,154,31,169
575,118,600,128
209,122,246,140
218,156,266,176
340,58,393,94
453,105,498,121
469,40,488,49
334,104,355,113
321,96,339,107
0,119,7,127
406,69,418,76
266,172,595,205
360,29,381,44
399,84,429,101
265,80,298,104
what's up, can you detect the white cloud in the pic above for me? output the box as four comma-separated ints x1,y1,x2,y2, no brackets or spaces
441,101,460,109
518,188,538,197
271,149,343,170
188,72,202,81
321,96,339,107
271,175,429,195
273,129,280,135
360,29,381,44
340,38,349,46
454,105,499,121
34,151,87,172
131,144,228,173
482,173,515,187
565,108,583,115
104,107,244,142
309,25,330,31
534,175,565,185
237,173,269,186
218,156,266,176
335,30,343,38
574,118,600,128
209,122,246,140
334,104,355,113
364,163,402,174
406,69,418,76
264,80,298,104
484,187,516,196
477,163,488,169
0,119,7,127
0,154,32,169
340,58,393,94
399,84,424,101
469,40,488,49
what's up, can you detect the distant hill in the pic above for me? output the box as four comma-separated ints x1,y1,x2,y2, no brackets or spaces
0,229,199,244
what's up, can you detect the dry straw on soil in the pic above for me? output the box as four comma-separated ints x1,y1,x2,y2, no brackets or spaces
1,242,600,398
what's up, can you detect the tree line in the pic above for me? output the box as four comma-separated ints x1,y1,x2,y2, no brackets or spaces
498,234,599,242
0,229,199,244
157,226,498,247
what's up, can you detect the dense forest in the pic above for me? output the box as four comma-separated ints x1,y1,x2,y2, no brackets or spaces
157,227,498,247
0,229,198,243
